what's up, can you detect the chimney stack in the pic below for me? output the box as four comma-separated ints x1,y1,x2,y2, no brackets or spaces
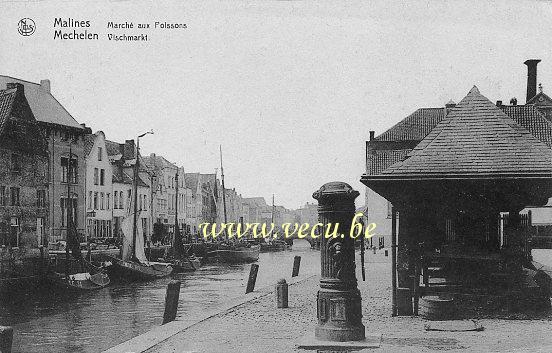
510,97,518,106
496,100,502,107
524,59,541,103
369,131,375,141
40,79,51,93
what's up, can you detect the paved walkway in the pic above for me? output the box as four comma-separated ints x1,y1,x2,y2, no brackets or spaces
112,251,552,353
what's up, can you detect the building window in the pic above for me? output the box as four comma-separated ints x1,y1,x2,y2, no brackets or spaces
37,190,46,208
94,168,99,185
61,156,78,183
10,187,20,206
37,217,45,246
9,217,19,247
114,191,118,209
139,193,143,210
100,169,105,186
100,192,105,210
98,147,102,161
120,191,124,209
143,195,147,211
93,192,98,210
88,191,93,209
11,154,21,172
127,190,131,210
61,196,78,227
107,193,110,210
0,186,5,206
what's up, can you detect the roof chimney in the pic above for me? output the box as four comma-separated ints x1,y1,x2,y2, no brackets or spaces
40,79,51,93
510,97,518,106
496,100,502,107
524,59,541,103
369,131,375,141
445,99,456,109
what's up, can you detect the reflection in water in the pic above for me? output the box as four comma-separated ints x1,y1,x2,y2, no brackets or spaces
0,240,318,353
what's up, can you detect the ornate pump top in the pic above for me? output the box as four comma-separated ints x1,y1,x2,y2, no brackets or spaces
312,181,359,205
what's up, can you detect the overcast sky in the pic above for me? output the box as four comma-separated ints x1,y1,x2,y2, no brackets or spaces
2,0,552,209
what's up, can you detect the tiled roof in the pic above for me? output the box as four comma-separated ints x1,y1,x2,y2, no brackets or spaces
184,173,200,192
84,133,98,157
105,139,123,157
382,86,552,176
242,197,268,208
500,105,552,147
0,76,84,130
375,108,445,141
0,88,16,136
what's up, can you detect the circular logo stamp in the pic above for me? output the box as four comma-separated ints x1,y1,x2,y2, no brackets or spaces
18,18,36,36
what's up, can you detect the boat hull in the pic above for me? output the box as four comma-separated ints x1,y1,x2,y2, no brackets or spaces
108,259,173,281
170,257,201,273
48,271,110,291
217,245,260,263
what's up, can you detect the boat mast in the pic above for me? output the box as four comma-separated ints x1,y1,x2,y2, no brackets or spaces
220,145,228,224
173,167,179,254
271,194,275,224
65,143,72,278
131,139,140,262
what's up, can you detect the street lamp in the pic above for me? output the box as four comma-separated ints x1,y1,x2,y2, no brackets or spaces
132,130,154,261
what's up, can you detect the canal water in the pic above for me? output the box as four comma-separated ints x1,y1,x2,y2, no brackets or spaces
0,240,320,353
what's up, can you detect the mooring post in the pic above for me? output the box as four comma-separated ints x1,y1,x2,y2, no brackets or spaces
246,263,259,294
276,278,288,308
292,255,301,277
0,326,13,353
312,182,365,341
162,280,181,325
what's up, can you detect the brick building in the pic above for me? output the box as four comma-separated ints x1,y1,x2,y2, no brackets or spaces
0,84,49,282
0,76,90,244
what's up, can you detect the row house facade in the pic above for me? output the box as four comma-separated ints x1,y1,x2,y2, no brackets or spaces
105,140,151,242
142,154,186,241
0,84,50,281
84,131,114,240
0,77,90,244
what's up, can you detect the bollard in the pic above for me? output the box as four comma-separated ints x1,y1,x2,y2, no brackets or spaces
292,256,301,277
0,326,13,353
162,280,181,325
245,264,259,294
276,278,288,308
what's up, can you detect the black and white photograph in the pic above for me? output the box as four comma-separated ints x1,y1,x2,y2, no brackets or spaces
1,1,552,352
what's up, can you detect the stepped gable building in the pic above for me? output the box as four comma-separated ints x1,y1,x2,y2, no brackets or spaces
0,84,49,282
0,76,91,244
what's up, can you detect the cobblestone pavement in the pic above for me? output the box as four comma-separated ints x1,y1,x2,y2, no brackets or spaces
146,251,552,353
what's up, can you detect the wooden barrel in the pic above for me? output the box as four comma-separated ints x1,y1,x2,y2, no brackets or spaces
419,295,455,320
396,287,413,316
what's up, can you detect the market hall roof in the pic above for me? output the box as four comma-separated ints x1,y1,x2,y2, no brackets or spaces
369,86,552,179
0,76,85,130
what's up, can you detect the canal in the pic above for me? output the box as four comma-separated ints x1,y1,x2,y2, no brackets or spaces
0,240,320,353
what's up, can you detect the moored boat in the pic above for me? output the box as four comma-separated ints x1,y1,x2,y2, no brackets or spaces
48,269,110,291
217,244,261,263
107,202,172,281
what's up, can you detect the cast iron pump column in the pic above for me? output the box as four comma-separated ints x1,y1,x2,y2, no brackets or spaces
312,182,365,341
